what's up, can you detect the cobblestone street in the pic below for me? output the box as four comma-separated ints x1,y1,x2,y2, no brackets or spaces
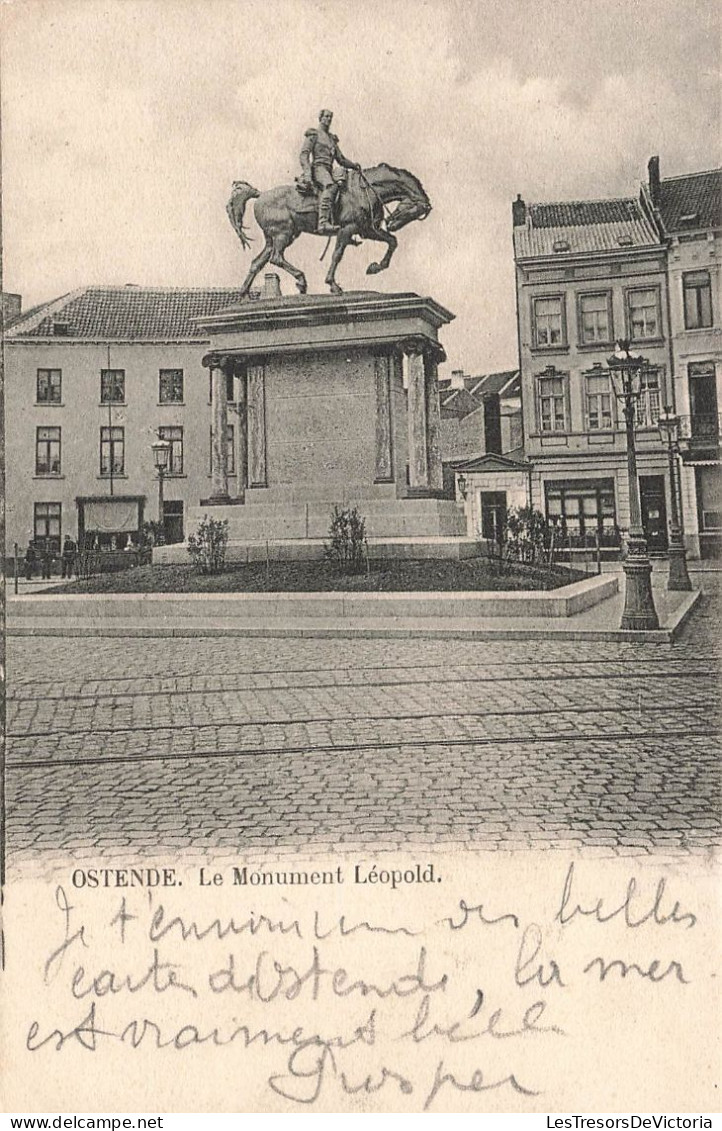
6,577,721,866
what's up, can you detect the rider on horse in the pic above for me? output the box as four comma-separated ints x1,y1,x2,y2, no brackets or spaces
298,109,361,235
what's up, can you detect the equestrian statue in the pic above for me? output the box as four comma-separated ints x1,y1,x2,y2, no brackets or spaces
227,109,431,297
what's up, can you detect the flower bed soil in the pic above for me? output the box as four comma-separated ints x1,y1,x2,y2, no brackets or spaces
53,557,586,594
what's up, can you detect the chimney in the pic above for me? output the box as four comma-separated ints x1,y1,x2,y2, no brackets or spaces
2,292,22,325
263,273,282,299
512,194,527,226
648,156,661,206
450,368,465,387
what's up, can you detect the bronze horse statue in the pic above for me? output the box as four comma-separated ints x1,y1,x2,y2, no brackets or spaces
227,164,431,297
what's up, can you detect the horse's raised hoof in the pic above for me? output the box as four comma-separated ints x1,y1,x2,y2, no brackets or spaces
366,262,382,275
328,282,343,296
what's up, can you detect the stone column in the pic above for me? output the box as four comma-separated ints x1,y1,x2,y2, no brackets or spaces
374,352,394,483
247,359,267,488
425,353,444,492
202,352,233,503
235,370,248,496
405,339,429,491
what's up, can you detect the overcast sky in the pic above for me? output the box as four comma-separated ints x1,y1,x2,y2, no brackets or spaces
2,0,720,373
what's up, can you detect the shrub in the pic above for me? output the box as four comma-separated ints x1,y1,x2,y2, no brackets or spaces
324,505,367,575
504,506,548,562
140,520,166,548
187,514,229,574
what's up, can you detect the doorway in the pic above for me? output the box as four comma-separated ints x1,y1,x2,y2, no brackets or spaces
163,500,184,544
480,491,507,544
639,476,668,552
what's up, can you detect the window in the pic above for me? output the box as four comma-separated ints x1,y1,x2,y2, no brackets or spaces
537,372,568,432
635,369,661,428
100,426,125,475
36,369,62,404
545,479,618,545
34,502,61,547
158,426,183,474
578,292,612,345
683,271,713,329
688,361,718,436
36,427,61,474
159,369,184,403
209,425,235,474
100,369,125,403
584,373,613,431
627,288,660,340
533,296,565,348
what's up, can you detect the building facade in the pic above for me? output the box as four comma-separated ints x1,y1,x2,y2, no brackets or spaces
4,284,250,558
647,161,721,558
513,190,674,557
439,369,525,536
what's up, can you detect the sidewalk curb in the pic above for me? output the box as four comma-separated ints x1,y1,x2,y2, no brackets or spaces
7,590,702,643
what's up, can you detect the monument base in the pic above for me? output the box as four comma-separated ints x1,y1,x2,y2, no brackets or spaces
154,534,478,565
185,491,466,543
196,288,462,559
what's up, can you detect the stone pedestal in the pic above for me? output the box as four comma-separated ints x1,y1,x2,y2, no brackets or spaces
189,289,466,551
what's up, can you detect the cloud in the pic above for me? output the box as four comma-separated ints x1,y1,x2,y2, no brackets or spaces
2,0,719,372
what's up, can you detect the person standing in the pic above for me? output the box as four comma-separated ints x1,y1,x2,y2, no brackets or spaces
61,535,77,579
40,542,52,580
24,542,37,581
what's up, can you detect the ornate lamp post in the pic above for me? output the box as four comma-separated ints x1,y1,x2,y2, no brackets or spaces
151,437,172,525
607,341,659,630
657,407,692,591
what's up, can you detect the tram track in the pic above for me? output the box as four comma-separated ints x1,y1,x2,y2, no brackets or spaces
7,664,716,703
7,724,719,771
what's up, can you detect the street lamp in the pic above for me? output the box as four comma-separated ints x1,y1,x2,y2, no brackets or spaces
151,436,172,525
657,407,692,591
607,340,659,630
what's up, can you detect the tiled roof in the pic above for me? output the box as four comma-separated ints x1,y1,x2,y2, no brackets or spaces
532,200,642,228
440,370,519,420
7,285,249,340
514,197,660,259
657,169,721,232
465,370,520,398
440,388,482,419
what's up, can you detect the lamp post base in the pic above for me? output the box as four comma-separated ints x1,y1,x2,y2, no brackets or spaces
621,533,659,630
667,526,692,591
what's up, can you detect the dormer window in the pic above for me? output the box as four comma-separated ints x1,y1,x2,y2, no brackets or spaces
552,239,570,252
679,212,700,227
53,320,70,336
617,235,633,247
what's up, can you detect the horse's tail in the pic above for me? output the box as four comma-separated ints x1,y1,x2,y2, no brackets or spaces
227,181,261,250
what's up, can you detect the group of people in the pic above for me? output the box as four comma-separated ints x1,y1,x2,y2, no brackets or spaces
23,536,77,580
